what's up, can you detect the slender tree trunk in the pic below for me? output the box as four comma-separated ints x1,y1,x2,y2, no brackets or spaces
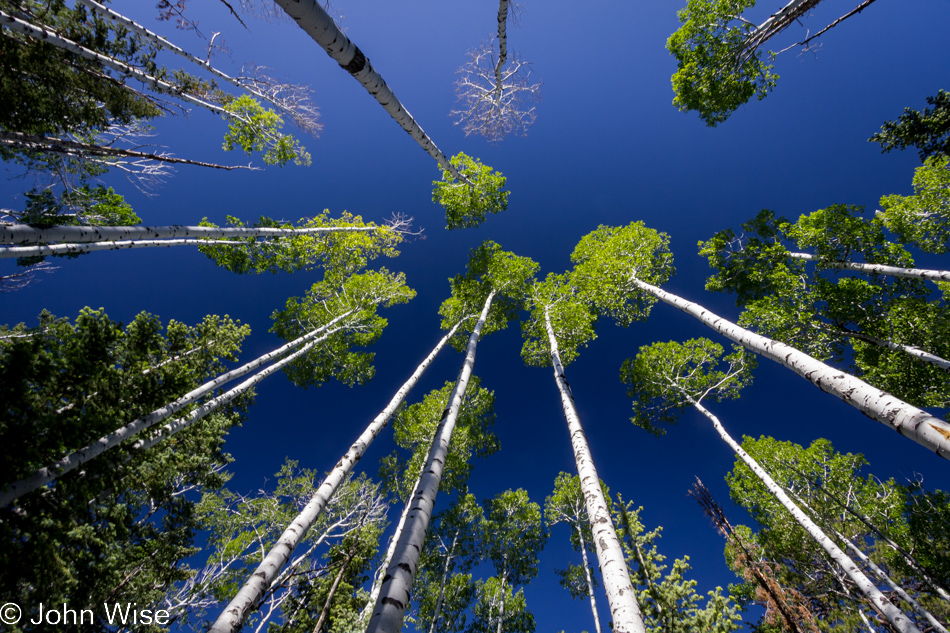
495,574,506,633
74,0,292,117
365,293,496,633
0,11,234,119
834,327,950,373
616,496,664,619
786,252,950,284
1,239,248,259
0,223,378,245
132,337,320,452
210,320,465,633
427,534,459,633
834,530,948,632
0,130,254,170
0,320,347,506
543,307,646,633
361,461,425,620
494,0,509,87
312,535,362,633
629,277,950,459
271,0,470,184
576,524,603,633
686,393,920,633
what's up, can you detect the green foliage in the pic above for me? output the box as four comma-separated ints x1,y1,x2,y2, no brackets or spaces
520,273,597,367
468,576,535,633
378,377,498,502
545,473,607,607
412,494,485,633
482,488,547,587
432,152,509,230
571,222,675,327
614,495,742,633
667,0,778,126
20,185,140,228
439,240,539,349
197,211,401,278
0,0,162,141
0,308,249,629
725,437,950,631
222,95,311,167
879,156,950,254
620,339,755,436
870,89,950,160
270,269,415,389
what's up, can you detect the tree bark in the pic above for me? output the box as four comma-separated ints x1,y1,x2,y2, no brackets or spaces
271,0,470,184
576,524,603,633
743,0,823,56
0,222,378,245
629,277,950,459
687,394,920,633
543,307,646,633
0,130,254,170
210,320,465,633
365,293,495,633
786,252,950,284
0,324,341,506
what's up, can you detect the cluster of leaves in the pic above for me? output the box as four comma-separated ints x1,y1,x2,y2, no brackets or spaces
433,153,510,230
197,211,402,278
222,94,312,167
0,308,250,626
870,89,950,161
667,0,778,126
700,202,950,409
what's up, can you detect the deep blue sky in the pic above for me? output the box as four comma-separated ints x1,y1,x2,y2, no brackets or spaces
2,1,950,630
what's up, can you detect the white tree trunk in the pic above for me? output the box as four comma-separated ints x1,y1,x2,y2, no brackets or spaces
838,329,950,373
0,11,232,119
271,0,469,184
0,318,349,506
543,307,646,633
787,252,950,284
577,524,604,633
688,395,920,632
0,239,241,259
0,223,377,245
360,462,424,621
209,320,465,633
630,277,950,459
365,293,495,633
835,530,949,633
745,0,823,53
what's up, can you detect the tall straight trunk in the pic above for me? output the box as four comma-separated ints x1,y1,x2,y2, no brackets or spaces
1,239,246,259
210,320,465,633
686,394,920,633
74,0,309,125
365,292,496,633
0,325,339,506
0,223,379,245
361,461,425,620
835,328,950,372
787,252,950,284
576,524,603,633
835,531,948,633
495,574,506,633
132,337,319,452
427,533,460,633
0,11,234,120
629,277,950,459
0,130,253,170
272,0,469,184
312,535,362,633
494,0,509,83
543,307,646,633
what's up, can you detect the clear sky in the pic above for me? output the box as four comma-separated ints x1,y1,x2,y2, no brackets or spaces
2,1,949,630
